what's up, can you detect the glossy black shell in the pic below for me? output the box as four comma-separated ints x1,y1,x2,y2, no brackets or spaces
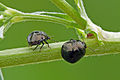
61,39,86,63
27,31,49,46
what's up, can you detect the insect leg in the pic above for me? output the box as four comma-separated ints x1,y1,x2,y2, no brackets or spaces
40,42,44,50
44,40,50,48
33,45,39,51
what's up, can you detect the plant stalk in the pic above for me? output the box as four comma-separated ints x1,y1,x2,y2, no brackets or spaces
11,14,79,28
50,0,87,29
0,39,120,68
0,3,8,10
0,69,4,80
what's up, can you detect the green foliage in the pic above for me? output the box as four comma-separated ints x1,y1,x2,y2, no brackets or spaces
0,0,120,80
0,0,120,69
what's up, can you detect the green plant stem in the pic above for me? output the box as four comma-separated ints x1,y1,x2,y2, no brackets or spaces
0,3,7,10
0,69,4,80
0,39,120,68
50,0,87,29
11,14,79,28
32,12,73,21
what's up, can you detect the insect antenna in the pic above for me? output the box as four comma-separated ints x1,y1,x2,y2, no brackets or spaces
49,36,58,43
51,38,58,43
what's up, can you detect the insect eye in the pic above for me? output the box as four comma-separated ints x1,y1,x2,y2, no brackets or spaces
41,37,43,39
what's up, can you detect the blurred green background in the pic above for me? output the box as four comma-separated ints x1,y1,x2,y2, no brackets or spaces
0,0,120,80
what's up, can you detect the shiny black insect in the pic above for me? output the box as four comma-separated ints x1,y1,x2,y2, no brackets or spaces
61,39,87,63
27,31,50,50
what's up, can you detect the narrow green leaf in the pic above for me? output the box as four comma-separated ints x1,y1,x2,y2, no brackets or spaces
0,3,7,11
74,0,89,20
0,3,23,39
75,28,87,40
50,0,87,29
0,69,4,80
0,2,80,39
33,11,73,21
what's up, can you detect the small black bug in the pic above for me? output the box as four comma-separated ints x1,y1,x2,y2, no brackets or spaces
61,39,87,63
27,31,50,50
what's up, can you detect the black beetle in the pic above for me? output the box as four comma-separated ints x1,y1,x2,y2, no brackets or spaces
27,31,50,50
61,39,87,63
